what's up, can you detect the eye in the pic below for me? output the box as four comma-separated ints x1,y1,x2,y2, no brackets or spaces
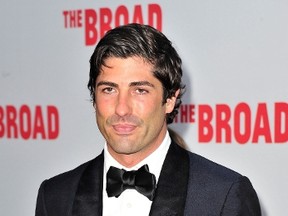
102,87,116,94
135,88,149,95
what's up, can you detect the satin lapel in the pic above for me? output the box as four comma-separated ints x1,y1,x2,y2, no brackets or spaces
72,152,104,216
149,141,189,216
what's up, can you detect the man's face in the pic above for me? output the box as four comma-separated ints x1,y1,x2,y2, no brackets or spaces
94,56,177,167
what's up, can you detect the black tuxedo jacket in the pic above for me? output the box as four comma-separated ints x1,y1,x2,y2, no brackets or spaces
35,141,261,216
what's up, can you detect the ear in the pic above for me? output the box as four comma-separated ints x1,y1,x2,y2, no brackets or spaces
165,89,180,114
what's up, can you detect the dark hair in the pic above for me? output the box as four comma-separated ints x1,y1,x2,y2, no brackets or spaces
88,23,185,124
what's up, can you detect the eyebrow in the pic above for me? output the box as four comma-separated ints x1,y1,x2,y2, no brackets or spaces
129,81,155,88
96,81,117,88
96,81,155,88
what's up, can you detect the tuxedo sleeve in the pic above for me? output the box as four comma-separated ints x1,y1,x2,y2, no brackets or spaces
35,180,48,216
221,176,261,216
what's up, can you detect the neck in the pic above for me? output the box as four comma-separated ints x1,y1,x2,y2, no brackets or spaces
108,130,167,168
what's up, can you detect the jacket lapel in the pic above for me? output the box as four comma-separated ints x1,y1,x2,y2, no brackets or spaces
149,141,190,216
72,152,104,216
71,141,190,216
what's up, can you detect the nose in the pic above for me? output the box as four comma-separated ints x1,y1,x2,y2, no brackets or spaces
115,91,132,117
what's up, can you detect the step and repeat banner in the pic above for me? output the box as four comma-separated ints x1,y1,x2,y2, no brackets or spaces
1,1,287,215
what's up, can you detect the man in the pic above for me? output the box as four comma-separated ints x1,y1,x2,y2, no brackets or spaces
35,23,261,216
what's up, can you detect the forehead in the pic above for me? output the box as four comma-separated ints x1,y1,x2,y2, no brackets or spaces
98,56,157,81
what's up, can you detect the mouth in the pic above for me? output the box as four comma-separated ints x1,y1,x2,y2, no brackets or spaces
112,124,137,135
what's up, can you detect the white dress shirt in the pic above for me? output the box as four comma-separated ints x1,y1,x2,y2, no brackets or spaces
102,131,171,216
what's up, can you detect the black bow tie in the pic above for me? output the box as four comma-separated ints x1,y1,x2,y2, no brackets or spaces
106,164,156,201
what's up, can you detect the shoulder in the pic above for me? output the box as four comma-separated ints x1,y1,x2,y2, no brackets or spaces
39,152,103,199
184,151,261,215
38,158,93,203
184,149,253,202
187,152,242,182
42,159,92,191
36,153,104,216
169,140,242,182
